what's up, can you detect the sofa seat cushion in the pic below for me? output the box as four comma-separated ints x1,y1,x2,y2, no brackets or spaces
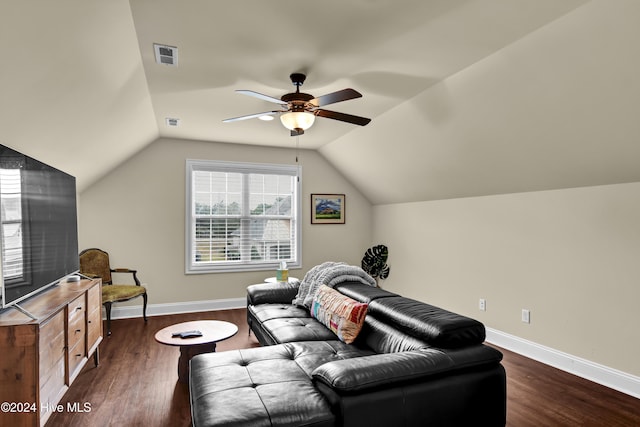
368,297,486,348
249,303,310,323
190,341,374,427
284,340,376,376
261,317,339,343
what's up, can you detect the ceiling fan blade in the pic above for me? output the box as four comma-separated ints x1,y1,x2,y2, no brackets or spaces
310,88,362,107
315,109,371,126
236,90,287,105
222,111,278,123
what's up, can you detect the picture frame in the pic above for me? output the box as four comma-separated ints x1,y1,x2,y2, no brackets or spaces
311,194,345,224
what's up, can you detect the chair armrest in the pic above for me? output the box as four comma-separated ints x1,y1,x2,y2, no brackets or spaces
312,346,503,393
111,268,141,286
247,282,300,305
112,268,136,273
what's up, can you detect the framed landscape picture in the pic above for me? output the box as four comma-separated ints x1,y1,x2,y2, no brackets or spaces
311,194,345,224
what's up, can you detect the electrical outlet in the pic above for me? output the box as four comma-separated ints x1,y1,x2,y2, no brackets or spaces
521,309,530,324
479,299,486,311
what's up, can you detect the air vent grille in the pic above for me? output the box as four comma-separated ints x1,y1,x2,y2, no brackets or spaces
165,118,180,127
154,44,178,66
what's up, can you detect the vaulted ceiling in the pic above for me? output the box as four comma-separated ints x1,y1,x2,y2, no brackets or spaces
2,1,639,204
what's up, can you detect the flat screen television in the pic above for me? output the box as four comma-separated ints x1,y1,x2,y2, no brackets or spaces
0,144,79,310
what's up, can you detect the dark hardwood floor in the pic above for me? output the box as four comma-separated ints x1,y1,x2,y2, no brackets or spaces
494,345,640,426
48,309,260,427
48,309,639,427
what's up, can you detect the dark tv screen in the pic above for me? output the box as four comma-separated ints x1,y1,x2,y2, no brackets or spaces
0,144,79,308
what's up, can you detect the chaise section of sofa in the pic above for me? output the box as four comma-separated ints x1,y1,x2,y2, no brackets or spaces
190,341,375,427
190,341,505,427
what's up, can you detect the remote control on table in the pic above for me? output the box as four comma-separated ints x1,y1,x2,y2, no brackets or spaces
171,330,203,338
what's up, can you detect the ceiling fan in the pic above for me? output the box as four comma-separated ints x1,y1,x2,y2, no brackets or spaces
223,73,371,136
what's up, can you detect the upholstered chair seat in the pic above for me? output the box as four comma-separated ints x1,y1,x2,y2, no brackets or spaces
101,284,147,304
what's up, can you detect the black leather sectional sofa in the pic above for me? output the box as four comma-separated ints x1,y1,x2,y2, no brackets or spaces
190,280,506,426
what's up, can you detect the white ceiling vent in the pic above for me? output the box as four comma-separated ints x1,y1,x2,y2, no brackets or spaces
154,44,178,66
165,117,180,127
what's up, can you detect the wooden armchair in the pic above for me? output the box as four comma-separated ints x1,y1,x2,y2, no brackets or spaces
79,248,148,336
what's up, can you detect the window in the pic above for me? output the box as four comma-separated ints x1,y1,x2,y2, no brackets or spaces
0,168,25,280
186,159,301,273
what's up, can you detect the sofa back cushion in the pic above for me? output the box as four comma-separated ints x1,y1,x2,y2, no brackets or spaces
311,285,368,344
357,315,430,353
333,281,398,303
367,297,486,348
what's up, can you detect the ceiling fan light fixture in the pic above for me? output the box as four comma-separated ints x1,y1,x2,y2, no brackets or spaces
280,111,315,131
224,74,370,136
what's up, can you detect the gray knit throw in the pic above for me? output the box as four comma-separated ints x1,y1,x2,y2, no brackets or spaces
292,261,376,308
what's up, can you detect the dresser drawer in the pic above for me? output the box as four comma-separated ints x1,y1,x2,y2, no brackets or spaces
68,331,86,379
68,294,86,322
67,313,85,350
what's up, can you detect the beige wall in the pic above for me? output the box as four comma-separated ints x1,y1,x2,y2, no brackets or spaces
78,137,372,304
373,182,640,376
78,134,640,379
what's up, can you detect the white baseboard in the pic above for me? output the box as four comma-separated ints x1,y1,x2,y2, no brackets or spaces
106,297,246,320
486,327,640,399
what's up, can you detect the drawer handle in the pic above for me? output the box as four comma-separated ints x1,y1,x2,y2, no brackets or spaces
75,306,82,311
76,353,82,357
76,329,82,333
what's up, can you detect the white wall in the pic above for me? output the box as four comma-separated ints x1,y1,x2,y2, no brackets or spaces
373,182,640,377
78,137,372,305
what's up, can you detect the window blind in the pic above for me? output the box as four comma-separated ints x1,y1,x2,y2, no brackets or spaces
186,160,301,274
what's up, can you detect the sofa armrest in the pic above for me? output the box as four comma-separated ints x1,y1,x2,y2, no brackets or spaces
313,350,450,392
312,345,503,393
247,282,300,305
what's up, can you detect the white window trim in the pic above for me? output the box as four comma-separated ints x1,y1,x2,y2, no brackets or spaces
185,159,302,274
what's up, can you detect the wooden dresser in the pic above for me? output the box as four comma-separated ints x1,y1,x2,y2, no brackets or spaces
0,278,102,427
